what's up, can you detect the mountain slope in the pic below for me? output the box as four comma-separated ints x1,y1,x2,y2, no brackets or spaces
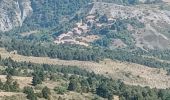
54,1,170,50
0,0,163,32
0,0,92,32
1,48,170,89
90,2,170,50
0,0,32,32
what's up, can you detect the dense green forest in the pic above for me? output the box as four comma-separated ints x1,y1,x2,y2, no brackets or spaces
0,57,170,100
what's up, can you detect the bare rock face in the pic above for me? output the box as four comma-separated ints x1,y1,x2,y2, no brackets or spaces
0,0,33,32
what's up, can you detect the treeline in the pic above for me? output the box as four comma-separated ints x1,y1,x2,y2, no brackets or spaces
1,39,102,61
137,49,170,61
1,38,170,69
0,56,94,77
1,57,170,100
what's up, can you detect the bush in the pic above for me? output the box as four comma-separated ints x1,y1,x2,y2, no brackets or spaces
42,86,51,99
23,86,37,100
54,86,67,95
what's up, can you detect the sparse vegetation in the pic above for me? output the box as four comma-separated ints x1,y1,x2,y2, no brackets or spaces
0,56,170,100
0,75,20,92
54,86,67,95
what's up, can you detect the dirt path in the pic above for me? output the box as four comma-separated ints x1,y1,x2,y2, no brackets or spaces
1,48,170,89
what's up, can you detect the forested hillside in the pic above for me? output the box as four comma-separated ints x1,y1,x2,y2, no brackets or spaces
1,0,170,75
21,0,162,30
1,0,161,32
21,0,92,30
1,0,170,100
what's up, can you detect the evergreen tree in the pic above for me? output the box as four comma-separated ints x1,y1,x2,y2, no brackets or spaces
6,74,13,85
24,86,37,100
12,81,19,91
81,79,90,93
42,86,51,99
3,84,10,92
68,79,78,91
37,70,45,81
96,82,113,99
0,79,3,89
32,74,42,86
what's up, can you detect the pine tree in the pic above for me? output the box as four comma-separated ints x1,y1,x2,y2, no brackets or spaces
6,74,13,85
81,79,90,93
38,70,45,81
0,79,3,89
68,79,78,91
12,81,19,91
24,86,37,100
3,84,10,92
32,74,42,86
42,86,51,99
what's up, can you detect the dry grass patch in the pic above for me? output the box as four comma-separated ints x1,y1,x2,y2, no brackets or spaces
0,93,26,100
0,92,24,97
0,75,32,88
79,35,100,43
42,79,67,90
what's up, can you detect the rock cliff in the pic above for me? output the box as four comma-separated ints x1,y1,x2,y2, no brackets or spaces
0,0,32,32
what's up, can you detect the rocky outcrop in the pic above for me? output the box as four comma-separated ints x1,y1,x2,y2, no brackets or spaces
0,0,33,32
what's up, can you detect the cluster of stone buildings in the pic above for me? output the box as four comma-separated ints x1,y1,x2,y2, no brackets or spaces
54,15,97,46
